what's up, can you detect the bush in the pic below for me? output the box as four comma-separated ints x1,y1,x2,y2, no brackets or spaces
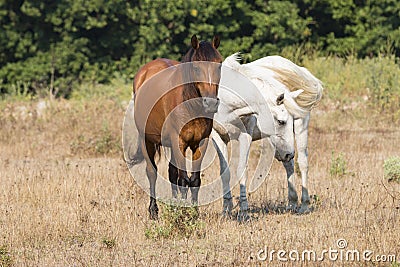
2,1,400,100
384,157,400,182
145,202,204,239
101,237,116,249
366,55,400,116
0,37,118,98
330,151,347,177
0,245,12,267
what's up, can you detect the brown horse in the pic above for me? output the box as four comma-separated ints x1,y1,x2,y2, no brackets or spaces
132,35,222,219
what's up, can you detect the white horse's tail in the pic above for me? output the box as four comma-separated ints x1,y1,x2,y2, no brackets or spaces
222,53,323,118
251,56,324,112
223,52,242,72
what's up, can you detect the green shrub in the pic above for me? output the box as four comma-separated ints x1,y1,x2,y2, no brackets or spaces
330,151,347,177
94,123,120,155
101,237,116,249
0,245,12,267
366,55,400,116
145,202,204,240
2,0,400,101
384,157,400,182
70,76,132,102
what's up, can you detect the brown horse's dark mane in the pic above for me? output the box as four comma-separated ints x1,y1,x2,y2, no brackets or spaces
181,41,221,63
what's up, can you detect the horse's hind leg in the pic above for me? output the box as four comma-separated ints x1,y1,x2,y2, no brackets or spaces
237,132,252,222
295,115,311,214
168,150,179,198
237,116,256,221
142,139,159,219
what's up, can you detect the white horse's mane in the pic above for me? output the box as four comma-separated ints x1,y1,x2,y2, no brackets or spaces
223,53,324,118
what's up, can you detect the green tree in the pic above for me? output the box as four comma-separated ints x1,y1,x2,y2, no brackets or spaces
0,0,399,98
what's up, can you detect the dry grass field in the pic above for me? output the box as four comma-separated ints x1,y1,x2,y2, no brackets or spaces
1,57,400,266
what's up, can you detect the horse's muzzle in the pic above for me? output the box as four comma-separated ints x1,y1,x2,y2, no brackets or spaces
203,97,220,113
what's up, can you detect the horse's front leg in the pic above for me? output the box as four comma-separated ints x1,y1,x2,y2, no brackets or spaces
295,115,311,214
236,115,257,221
283,159,299,212
172,136,190,200
211,130,233,216
190,139,209,205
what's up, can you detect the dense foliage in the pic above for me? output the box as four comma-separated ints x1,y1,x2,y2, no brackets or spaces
1,0,399,97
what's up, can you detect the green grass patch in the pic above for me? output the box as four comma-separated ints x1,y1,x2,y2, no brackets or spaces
70,76,132,103
145,202,205,240
0,245,12,267
384,156,400,182
101,237,117,249
330,151,347,178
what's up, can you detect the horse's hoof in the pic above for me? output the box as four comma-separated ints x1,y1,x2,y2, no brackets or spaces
126,155,143,168
149,211,158,220
297,205,311,214
221,210,232,219
286,203,298,213
149,204,159,220
222,198,233,218
237,211,251,223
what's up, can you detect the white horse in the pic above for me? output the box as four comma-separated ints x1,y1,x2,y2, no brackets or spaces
212,53,323,220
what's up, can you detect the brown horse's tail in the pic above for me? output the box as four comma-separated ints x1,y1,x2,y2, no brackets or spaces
127,140,161,168
123,94,162,168
127,137,145,167
123,99,145,167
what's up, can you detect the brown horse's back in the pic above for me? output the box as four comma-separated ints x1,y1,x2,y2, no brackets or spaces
133,58,182,144
133,58,179,94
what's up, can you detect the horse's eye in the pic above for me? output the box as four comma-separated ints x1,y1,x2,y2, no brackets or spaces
277,120,286,126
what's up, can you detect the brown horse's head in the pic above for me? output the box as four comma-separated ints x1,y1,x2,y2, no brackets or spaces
182,35,222,113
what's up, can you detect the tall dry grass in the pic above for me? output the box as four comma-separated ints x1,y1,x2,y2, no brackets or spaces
0,57,399,266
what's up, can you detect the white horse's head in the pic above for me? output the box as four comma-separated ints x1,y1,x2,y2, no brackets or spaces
269,104,294,162
269,90,303,162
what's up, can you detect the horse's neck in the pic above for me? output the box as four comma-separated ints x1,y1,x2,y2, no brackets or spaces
175,86,213,136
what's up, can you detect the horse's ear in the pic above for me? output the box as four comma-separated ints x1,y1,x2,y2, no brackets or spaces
212,35,220,49
276,93,285,105
289,89,304,99
191,35,199,49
